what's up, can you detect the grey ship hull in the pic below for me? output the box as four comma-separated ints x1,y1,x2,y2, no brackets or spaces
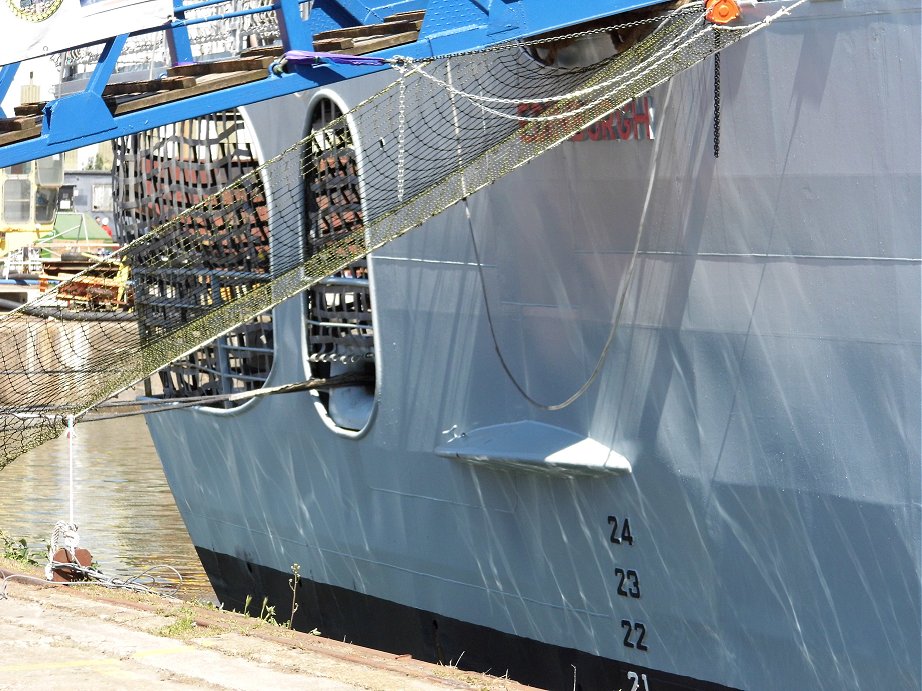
147,1,921,688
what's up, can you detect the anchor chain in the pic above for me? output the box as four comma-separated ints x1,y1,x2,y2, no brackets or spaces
713,32,721,158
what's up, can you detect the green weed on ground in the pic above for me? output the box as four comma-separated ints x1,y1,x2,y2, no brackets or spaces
0,531,43,567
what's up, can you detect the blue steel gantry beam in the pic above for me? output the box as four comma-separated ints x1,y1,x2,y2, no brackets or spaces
0,0,668,168
0,63,19,120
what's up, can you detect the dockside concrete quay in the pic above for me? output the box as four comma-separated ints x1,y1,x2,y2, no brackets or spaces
0,565,535,690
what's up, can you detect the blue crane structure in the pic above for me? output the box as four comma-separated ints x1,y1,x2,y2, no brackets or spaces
0,0,663,168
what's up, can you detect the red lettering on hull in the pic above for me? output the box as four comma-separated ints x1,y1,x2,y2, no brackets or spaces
517,97,655,143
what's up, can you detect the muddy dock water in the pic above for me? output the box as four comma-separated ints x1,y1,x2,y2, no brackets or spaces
0,385,534,688
0,411,213,597
0,564,534,690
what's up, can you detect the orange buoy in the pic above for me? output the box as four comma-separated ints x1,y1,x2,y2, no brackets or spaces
706,0,741,24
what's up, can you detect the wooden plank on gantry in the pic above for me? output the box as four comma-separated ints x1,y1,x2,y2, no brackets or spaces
167,56,275,78
0,115,41,147
240,45,284,58
11,77,198,118
346,32,420,55
0,124,41,147
110,70,270,116
102,76,197,97
4,69,275,130
313,19,423,43
14,103,44,117
312,37,354,51
383,10,425,23
314,31,420,55
0,115,41,133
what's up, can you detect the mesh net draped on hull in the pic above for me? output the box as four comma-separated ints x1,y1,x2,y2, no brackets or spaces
0,0,801,469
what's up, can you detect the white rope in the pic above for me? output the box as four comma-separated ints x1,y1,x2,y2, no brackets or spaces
393,60,427,203
391,0,808,123
402,21,712,125
446,57,469,199
395,4,706,62
720,0,810,36
405,6,705,107
67,414,74,526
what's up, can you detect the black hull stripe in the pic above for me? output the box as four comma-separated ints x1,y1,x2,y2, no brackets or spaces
198,547,740,691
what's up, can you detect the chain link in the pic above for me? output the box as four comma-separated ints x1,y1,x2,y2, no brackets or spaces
713,32,721,159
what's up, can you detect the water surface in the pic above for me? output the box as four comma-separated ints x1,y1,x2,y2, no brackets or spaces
0,413,213,599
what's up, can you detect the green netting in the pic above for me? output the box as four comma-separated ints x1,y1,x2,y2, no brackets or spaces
0,0,803,469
